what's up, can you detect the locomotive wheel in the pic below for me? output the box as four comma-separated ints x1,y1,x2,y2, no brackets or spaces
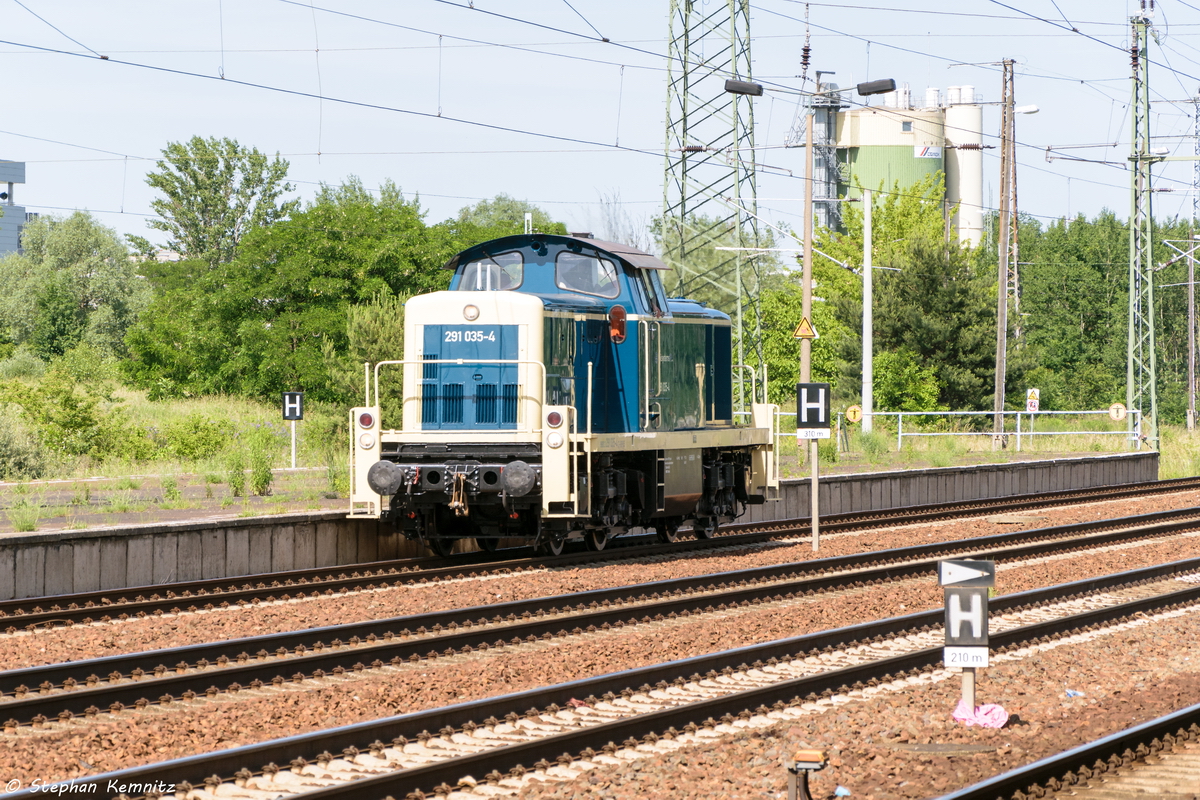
537,536,565,557
584,528,608,552
656,520,681,544
692,517,717,540
476,537,499,553
427,538,455,557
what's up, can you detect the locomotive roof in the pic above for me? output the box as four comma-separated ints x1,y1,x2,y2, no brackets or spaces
445,233,669,271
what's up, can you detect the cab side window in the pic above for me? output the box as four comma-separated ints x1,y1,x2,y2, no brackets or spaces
636,269,668,316
555,252,620,298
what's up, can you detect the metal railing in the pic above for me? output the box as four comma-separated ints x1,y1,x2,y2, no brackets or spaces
885,409,1143,452
771,408,1144,452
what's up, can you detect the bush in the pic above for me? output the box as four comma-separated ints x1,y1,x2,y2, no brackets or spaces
0,406,47,480
160,476,182,502
817,438,839,465
51,343,118,384
858,430,890,456
6,496,40,531
164,413,232,461
226,452,246,497
0,346,47,380
325,446,349,498
245,425,279,496
90,408,156,461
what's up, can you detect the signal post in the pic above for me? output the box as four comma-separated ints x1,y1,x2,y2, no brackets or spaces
939,559,996,709
795,380,830,551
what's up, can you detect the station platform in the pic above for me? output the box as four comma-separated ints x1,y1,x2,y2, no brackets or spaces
0,451,1159,600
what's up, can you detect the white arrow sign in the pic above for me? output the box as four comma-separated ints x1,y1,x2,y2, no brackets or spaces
939,561,994,586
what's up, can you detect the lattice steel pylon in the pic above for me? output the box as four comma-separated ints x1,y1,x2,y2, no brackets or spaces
662,0,763,370
1128,11,1159,448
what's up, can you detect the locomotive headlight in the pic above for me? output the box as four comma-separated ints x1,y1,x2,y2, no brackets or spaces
358,432,376,449
546,411,563,428
546,432,564,449
463,304,480,321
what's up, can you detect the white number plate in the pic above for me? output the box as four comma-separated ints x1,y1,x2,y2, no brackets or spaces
795,429,831,439
444,329,497,343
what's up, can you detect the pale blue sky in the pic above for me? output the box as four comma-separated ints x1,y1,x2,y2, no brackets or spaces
0,1,1194,247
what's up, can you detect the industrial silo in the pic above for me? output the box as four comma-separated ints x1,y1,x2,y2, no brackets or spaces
944,86,984,247
834,85,983,247
835,86,946,208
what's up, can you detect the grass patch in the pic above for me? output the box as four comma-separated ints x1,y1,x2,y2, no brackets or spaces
70,483,91,506
928,450,955,468
6,499,40,531
158,498,196,511
105,489,137,513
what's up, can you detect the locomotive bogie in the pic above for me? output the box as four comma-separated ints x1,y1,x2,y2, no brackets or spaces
348,233,779,553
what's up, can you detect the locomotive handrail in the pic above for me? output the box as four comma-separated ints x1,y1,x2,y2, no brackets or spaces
638,319,662,431
586,360,594,437
370,358,548,430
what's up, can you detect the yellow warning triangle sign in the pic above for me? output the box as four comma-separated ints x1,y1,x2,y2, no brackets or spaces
792,317,818,340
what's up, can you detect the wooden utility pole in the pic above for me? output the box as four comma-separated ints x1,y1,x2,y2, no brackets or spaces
993,60,1015,444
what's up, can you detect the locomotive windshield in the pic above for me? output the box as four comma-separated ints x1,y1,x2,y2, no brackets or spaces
555,251,620,298
458,250,523,291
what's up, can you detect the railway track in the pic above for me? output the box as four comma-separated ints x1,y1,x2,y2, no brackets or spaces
937,700,1200,800
3,504,1199,729
10,560,1200,800
3,477,1199,630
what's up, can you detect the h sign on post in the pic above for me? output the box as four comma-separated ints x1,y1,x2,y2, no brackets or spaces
940,559,994,706
795,383,831,439
282,392,304,470
282,392,305,421
944,588,989,646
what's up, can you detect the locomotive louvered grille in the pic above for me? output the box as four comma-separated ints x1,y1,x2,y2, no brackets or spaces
442,384,464,423
502,384,518,424
420,324,518,430
476,384,498,424
421,383,438,424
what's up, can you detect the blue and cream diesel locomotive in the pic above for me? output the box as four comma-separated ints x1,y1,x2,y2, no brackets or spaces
349,233,779,555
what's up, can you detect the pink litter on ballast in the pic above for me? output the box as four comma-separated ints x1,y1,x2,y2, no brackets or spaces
952,699,1009,728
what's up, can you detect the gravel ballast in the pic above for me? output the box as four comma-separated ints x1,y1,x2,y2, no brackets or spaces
3,515,1200,788
3,490,1198,673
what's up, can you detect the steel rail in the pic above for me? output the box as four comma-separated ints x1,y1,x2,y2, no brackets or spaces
5,477,1199,629
934,701,1200,800
4,508,1200,724
12,565,1200,800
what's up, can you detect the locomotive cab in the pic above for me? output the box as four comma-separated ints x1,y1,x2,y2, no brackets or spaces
350,234,778,555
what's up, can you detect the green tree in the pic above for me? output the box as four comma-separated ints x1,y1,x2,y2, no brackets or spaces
816,174,965,407
873,349,941,412
816,173,950,273
873,237,995,410
1010,211,1129,411
744,276,845,405
322,290,410,414
125,177,457,400
455,193,567,237
31,275,84,359
0,212,149,359
144,135,299,266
